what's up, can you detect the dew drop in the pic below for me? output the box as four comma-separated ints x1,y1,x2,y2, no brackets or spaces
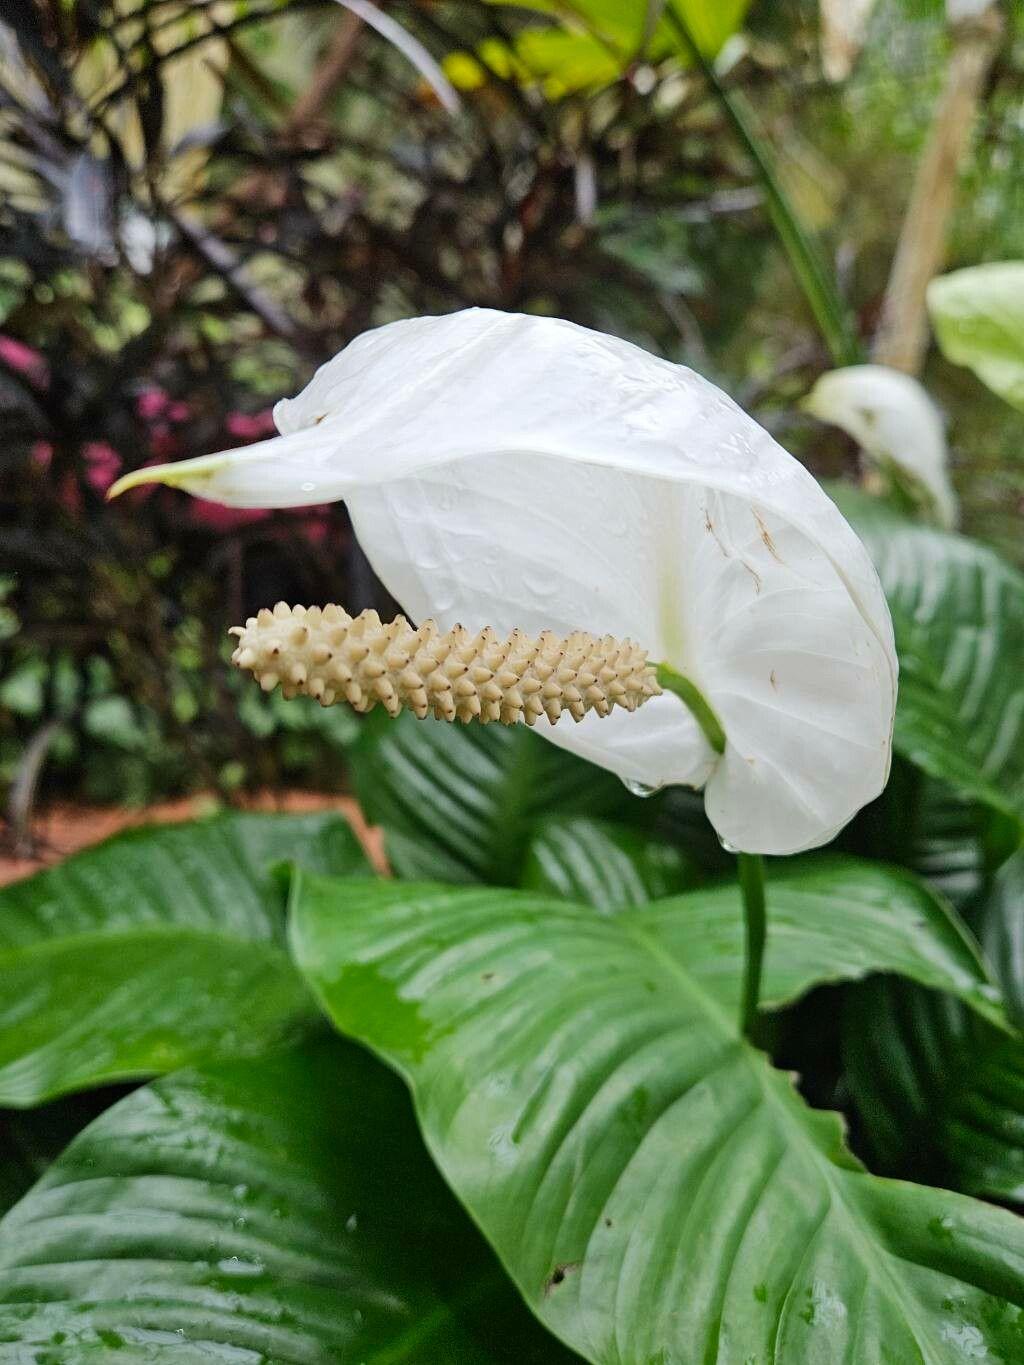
217,1256,264,1278
718,835,741,854
623,777,658,799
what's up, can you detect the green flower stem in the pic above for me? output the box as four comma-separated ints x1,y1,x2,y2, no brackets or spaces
655,664,726,755
738,851,767,1043
654,664,764,1041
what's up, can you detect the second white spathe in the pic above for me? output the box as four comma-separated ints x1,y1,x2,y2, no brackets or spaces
803,363,958,529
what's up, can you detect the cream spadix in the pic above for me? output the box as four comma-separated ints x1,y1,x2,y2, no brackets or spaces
110,308,897,855
230,603,660,725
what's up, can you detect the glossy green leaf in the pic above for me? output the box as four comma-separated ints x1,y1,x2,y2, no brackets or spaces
350,710,629,884
0,812,371,1106
520,817,699,910
0,1040,577,1363
837,489,1024,834
452,0,752,95
928,262,1024,411
844,978,1024,1204
983,849,1024,1026
843,847,1024,1205
853,760,994,915
292,865,1023,1364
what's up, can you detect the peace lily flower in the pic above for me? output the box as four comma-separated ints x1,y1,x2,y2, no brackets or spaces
110,309,897,856
802,364,958,529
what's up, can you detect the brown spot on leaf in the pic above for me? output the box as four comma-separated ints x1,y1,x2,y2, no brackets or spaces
544,1262,580,1296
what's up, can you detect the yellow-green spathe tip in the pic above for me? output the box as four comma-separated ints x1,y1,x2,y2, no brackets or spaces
106,456,222,501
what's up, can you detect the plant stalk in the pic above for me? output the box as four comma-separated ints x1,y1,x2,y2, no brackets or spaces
872,5,1003,374
738,851,766,1042
655,663,726,755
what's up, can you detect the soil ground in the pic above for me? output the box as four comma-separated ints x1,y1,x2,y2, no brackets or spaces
0,792,386,886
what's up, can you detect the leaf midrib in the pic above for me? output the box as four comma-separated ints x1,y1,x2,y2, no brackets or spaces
622,919,948,1361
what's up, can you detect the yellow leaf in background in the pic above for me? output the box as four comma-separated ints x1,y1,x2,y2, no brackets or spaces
452,0,754,97
443,37,523,91
73,0,229,200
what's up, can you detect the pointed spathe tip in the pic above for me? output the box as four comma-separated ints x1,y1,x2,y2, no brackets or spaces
106,455,225,501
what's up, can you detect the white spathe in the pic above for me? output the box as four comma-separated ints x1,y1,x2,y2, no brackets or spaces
110,310,897,856
803,364,958,529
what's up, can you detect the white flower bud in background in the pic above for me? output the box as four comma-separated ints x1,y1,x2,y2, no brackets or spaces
802,364,958,529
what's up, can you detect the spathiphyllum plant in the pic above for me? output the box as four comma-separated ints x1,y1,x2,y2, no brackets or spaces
4,309,1024,1365
114,309,902,1043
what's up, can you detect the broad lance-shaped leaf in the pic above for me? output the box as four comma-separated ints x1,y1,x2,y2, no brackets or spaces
849,758,1013,917
983,848,1024,1027
843,978,1024,1205
350,708,629,884
842,851,1024,1204
0,811,371,1106
0,1040,577,1363
836,488,1024,834
520,816,700,910
291,865,1023,1364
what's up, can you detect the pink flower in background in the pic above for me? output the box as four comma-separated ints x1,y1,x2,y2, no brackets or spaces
189,501,271,532
30,439,77,512
167,401,192,423
150,424,181,460
83,441,123,494
299,510,332,546
136,388,170,421
0,335,49,389
33,439,123,506
31,440,54,470
226,409,277,441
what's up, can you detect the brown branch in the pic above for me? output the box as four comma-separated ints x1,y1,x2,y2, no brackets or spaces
284,10,364,136
872,4,1004,375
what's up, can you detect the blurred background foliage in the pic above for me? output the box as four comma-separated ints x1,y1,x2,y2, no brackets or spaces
1,0,1022,822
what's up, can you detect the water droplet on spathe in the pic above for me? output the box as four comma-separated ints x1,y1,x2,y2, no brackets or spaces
623,777,658,799
217,1256,264,1277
